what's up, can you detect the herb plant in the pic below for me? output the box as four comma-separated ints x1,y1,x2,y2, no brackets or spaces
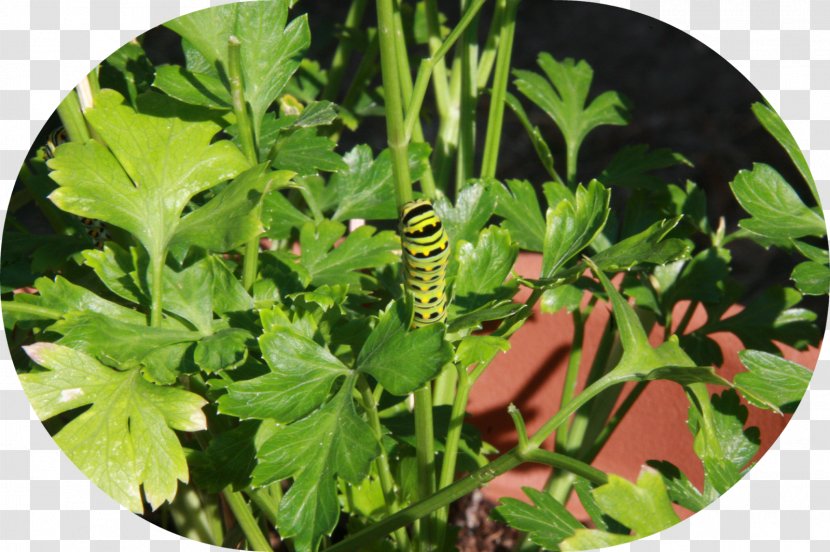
2,1,826,551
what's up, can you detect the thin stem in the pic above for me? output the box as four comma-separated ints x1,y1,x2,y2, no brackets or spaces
523,449,608,486
150,252,164,327
357,376,411,550
479,0,519,179
229,36,261,291
455,0,479,194
321,0,369,101
585,381,649,460
222,487,273,552
327,371,625,551
56,90,91,143
566,140,579,188
476,0,505,92
377,0,413,206
424,0,452,121
508,403,530,452
414,385,436,550
554,309,585,452
390,0,437,198
0,301,63,320
246,488,278,527
434,364,471,548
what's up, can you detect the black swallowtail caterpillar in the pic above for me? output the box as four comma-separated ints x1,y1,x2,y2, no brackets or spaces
400,199,450,328
42,127,111,249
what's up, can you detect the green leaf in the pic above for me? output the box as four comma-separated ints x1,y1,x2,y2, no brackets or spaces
560,530,633,550
514,54,629,156
729,163,825,240
586,260,729,386
160,259,215,334
193,328,250,373
298,220,400,287
20,343,206,512
253,378,378,552
591,468,680,538
735,350,812,414
590,217,691,273
665,247,732,305
542,179,610,278
447,300,526,335
599,145,692,189
210,257,254,314
218,327,349,422
169,165,292,259
791,261,830,296
99,41,155,108
708,286,818,353
455,335,511,368
12,275,147,326
493,487,582,550
453,226,519,313
52,312,202,384
48,90,249,262
572,477,627,534
645,460,708,512
295,101,339,127
752,102,818,203
152,64,232,109
83,244,148,306
188,421,258,492
493,179,546,252
357,300,453,395
708,390,760,469
433,180,498,246
262,189,313,240
505,92,559,181
165,0,311,140
273,128,346,175
541,284,584,314
329,144,431,221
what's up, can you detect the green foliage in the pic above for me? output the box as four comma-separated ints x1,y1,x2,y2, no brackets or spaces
5,2,825,551
20,343,206,512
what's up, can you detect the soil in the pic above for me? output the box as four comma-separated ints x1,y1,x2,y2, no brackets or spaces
449,490,520,552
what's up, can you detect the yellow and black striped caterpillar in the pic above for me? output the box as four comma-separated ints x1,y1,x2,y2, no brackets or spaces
42,127,110,249
400,199,450,328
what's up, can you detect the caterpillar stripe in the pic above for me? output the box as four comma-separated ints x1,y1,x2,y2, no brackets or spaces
400,199,450,328
43,127,68,160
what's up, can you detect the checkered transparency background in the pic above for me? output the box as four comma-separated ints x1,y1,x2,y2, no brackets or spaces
1,0,829,550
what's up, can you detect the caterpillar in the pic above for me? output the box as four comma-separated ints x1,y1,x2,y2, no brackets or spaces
43,127,69,160
42,127,111,249
400,199,450,328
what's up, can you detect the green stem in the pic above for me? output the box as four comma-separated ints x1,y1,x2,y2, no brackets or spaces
455,0,479,194
434,364,471,548
476,0,505,92
566,140,579,188
585,381,649,460
228,36,260,291
222,488,272,552
479,0,519,179
246,488,278,527
390,0,437,198
357,376,411,550
150,252,164,327
56,90,91,143
424,0,452,122
523,449,608,486
377,0,413,207
328,372,625,551
554,307,585,451
414,385,436,550
0,301,63,320
321,0,369,101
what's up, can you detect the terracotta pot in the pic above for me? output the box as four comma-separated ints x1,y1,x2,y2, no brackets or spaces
466,252,819,520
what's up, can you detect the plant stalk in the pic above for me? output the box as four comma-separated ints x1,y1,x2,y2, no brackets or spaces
327,371,625,551
479,0,519,179
56,90,91,143
357,376,411,550
0,301,63,320
222,487,273,552
150,252,164,327
414,384,437,550
455,0,479,194
322,0,370,101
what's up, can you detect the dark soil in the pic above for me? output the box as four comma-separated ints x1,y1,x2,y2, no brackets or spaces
450,490,520,552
